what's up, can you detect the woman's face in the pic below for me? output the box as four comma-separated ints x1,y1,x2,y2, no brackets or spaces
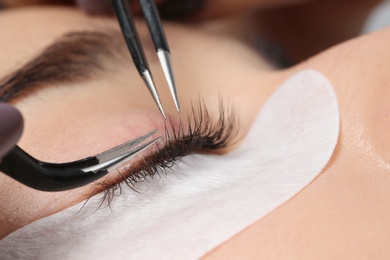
0,7,278,237
2,5,390,259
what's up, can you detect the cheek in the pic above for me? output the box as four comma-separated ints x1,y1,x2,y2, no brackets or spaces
299,30,390,171
361,82,390,163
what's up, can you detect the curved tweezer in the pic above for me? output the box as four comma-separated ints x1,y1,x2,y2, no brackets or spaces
0,131,160,192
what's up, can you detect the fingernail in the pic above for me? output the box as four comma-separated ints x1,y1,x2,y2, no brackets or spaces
158,0,204,20
75,0,113,14
0,103,23,159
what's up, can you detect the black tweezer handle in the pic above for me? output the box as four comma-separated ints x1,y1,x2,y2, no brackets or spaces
0,146,107,192
139,0,170,52
113,0,150,74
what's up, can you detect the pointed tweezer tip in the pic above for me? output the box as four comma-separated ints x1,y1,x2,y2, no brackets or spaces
154,98,167,120
171,82,180,113
157,50,180,114
174,101,180,113
142,70,167,119
154,95,166,119
159,105,167,120
84,131,161,173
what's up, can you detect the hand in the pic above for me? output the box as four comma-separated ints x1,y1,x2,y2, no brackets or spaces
0,103,23,160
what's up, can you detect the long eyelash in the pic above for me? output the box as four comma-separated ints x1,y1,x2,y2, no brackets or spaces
93,100,238,206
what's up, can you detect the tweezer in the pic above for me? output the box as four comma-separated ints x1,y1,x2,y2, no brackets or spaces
112,0,180,119
0,130,159,192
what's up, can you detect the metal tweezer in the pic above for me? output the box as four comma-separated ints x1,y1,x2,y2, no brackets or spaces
112,0,180,119
0,130,159,192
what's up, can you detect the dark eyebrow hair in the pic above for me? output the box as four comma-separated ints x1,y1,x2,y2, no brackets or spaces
0,30,125,102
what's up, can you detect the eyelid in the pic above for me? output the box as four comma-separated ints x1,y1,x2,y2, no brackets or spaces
89,101,238,205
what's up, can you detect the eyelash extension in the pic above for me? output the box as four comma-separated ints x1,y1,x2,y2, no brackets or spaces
94,100,239,206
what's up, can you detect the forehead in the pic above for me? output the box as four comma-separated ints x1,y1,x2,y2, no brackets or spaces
0,8,116,76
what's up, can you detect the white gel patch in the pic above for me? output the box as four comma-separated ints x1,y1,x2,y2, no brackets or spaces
0,69,339,259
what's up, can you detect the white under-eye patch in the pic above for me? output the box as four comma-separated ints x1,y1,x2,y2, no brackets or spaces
0,69,339,260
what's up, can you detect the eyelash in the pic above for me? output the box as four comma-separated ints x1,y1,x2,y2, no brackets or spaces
94,100,238,205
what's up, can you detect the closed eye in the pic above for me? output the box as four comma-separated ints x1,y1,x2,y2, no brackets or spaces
92,100,239,205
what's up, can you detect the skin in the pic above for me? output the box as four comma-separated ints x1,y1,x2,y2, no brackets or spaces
1,5,390,259
205,29,390,260
0,7,272,238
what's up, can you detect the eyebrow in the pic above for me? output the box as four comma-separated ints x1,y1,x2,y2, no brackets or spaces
0,30,126,102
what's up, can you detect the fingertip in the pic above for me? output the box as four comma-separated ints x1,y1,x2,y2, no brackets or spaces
0,103,24,159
